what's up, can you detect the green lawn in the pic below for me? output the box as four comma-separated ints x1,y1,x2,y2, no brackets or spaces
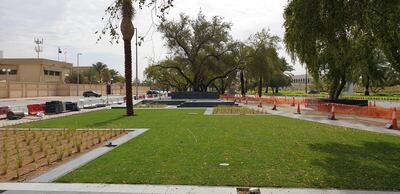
18,109,400,190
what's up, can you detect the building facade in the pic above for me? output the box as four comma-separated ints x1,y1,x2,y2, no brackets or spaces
0,58,72,83
289,74,315,91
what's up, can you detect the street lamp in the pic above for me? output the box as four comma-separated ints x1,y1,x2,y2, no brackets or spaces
2,68,11,81
76,53,82,96
106,78,114,106
134,27,139,99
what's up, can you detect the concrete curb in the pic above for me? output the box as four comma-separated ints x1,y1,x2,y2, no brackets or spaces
0,183,399,194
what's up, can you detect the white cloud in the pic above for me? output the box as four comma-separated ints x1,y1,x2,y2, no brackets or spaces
0,0,306,80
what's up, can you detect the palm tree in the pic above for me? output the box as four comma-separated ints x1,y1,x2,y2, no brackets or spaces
120,0,135,116
92,62,108,83
83,68,97,84
99,0,172,116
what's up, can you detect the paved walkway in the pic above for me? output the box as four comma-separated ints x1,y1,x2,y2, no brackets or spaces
0,107,110,128
0,183,399,194
0,99,145,128
244,103,400,136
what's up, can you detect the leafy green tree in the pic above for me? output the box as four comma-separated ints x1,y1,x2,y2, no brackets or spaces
157,12,239,92
83,68,97,84
145,59,190,91
92,62,108,83
284,0,361,100
268,57,293,94
284,0,399,100
247,29,280,97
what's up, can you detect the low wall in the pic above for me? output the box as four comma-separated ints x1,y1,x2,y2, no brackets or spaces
0,81,149,98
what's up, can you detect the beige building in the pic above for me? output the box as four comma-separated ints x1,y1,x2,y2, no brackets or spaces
288,74,315,91
72,66,92,73
0,58,72,83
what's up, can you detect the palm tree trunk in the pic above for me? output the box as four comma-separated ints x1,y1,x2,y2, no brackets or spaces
124,40,134,116
258,76,262,98
120,0,135,116
240,70,245,97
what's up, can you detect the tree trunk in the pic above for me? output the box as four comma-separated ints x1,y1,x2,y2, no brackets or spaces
120,0,135,116
124,40,134,116
364,75,370,96
275,87,279,94
265,83,269,94
329,77,346,101
220,79,225,95
240,70,245,97
258,76,262,98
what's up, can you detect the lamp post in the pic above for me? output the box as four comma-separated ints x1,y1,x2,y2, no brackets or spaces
76,53,82,96
106,78,114,106
2,68,11,81
134,27,139,99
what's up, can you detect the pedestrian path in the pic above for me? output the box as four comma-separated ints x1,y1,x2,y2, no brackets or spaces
0,100,143,128
0,183,399,194
244,103,400,137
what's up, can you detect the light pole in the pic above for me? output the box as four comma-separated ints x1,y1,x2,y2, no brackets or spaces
305,69,308,94
2,68,11,81
134,27,139,99
107,78,114,106
76,53,82,96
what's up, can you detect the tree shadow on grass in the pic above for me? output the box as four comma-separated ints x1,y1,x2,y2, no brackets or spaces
308,141,400,190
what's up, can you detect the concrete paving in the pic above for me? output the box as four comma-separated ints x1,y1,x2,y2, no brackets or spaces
0,98,145,128
244,103,400,137
0,96,123,108
0,183,399,194
30,129,149,183
0,106,110,128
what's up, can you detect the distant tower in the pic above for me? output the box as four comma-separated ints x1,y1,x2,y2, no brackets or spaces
34,38,44,58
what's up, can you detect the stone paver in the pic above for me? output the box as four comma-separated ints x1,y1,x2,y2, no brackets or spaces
30,129,149,183
0,183,399,194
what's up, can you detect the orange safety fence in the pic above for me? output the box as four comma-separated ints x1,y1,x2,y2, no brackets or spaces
313,103,399,120
221,95,310,106
220,95,399,120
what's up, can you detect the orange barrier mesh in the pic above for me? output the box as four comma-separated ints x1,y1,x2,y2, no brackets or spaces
220,95,399,120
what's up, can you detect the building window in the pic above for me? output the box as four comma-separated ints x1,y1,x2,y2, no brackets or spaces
9,70,17,75
0,69,17,75
44,70,61,76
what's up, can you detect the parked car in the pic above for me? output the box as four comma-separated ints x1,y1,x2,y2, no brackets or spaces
146,90,160,95
308,89,320,94
83,91,102,97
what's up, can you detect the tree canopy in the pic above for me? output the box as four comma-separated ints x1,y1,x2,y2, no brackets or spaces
284,0,400,100
145,13,294,95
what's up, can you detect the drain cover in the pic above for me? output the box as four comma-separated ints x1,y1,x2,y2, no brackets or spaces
219,163,229,166
237,187,261,194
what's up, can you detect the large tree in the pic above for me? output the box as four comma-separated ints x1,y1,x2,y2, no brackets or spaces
145,59,190,91
157,12,239,92
247,29,280,97
284,0,399,100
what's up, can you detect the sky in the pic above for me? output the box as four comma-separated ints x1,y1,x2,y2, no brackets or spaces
0,0,306,81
